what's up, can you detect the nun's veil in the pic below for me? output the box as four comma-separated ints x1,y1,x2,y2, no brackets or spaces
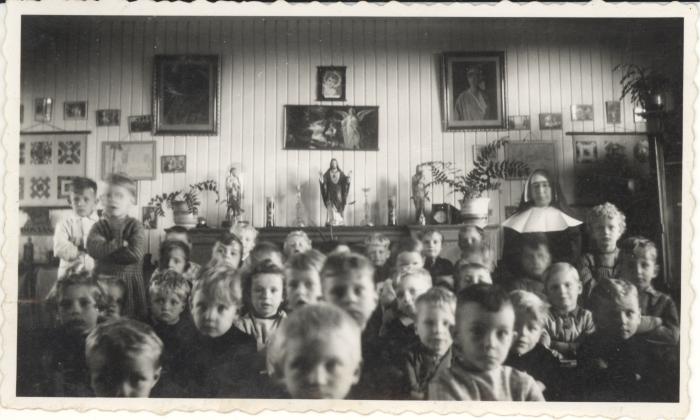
514,168,574,216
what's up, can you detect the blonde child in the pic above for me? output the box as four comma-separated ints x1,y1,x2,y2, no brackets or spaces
96,275,127,321
377,236,424,309
232,221,259,267
453,260,492,293
87,174,147,320
164,226,202,275
364,233,392,285
53,177,100,279
204,232,243,270
428,284,544,401
283,230,312,258
284,249,326,312
380,267,432,346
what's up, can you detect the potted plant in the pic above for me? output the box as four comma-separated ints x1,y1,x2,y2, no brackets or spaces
421,138,529,223
615,64,671,111
148,180,221,227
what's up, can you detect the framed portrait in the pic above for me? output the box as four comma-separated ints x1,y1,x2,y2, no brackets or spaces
161,155,186,173
316,66,346,101
539,112,563,129
128,115,153,133
101,141,156,180
96,109,120,126
442,51,506,130
284,105,379,150
507,115,531,130
504,141,556,179
142,206,158,229
34,97,53,122
605,101,621,124
153,54,220,135
571,104,594,121
64,101,88,120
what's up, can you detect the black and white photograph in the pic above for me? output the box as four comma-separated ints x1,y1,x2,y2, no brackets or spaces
6,5,691,417
63,101,87,120
34,97,53,122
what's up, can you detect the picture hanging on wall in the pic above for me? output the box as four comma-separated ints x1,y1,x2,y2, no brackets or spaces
153,54,220,135
64,101,88,120
128,115,153,133
34,97,53,123
316,66,346,101
284,105,379,150
441,51,507,130
142,206,158,229
633,106,647,123
539,113,562,129
101,141,156,180
571,104,594,121
57,176,74,199
96,109,120,126
507,115,530,130
605,101,621,124
504,142,556,179
161,155,186,173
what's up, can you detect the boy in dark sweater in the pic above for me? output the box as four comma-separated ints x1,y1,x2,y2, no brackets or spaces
421,230,454,283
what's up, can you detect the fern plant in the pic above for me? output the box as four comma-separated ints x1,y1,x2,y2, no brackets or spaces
148,179,222,218
422,138,530,201
615,64,671,109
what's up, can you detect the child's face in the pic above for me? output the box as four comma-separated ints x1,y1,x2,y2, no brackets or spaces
323,271,378,329
456,267,492,292
520,245,551,279
456,302,514,372
590,217,623,253
166,248,188,274
282,328,361,399
620,252,658,292
69,188,98,218
529,173,552,207
150,290,186,325
103,284,125,321
286,237,310,256
422,233,443,259
415,303,454,356
239,230,256,258
396,251,424,272
595,294,641,340
191,290,239,337
366,243,390,267
165,232,190,246
286,269,322,311
89,351,161,397
511,312,544,356
104,184,134,218
58,285,100,334
253,250,284,268
251,273,284,318
458,227,482,251
545,271,581,313
215,243,242,268
396,274,431,319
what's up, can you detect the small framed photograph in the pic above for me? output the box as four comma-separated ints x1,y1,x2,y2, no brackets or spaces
605,101,621,124
34,97,53,122
128,115,153,133
101,141,156,180
571,104,594,121
57,176,74,200
575,140,598,164
539,112,562,129
96,109,121,126
317,66,347,101
64,101,88,120
633,106,647,123
507,115,530,130
142,206,158,229
161,155,186,173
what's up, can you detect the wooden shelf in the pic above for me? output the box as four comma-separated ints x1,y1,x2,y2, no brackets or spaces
565,131,648,136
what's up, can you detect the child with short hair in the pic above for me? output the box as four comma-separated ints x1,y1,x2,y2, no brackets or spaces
499,234,552,295
151,240,200,285
578,202,626,302
249,241,285,268
232,221,259,267
96,274,127,321
618,236,680,344
204,231,243,270
377,237,425,309
541,263,594,359
284,249,326,312
458,225,485,258
163,226,202,278
283,230,312,258
54,177,100,279
453,260,492,293
506,290,563,401
87,173,147,320
421,230,455,281
428,284,544,401
267,303,362,399
364,232,392,285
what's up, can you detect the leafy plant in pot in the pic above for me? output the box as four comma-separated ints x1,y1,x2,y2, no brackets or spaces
148,180,221,228
421,138,529,224
615,64,672,112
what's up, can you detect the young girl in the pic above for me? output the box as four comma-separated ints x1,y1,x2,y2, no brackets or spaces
205,232,243,270
87,173,147,320
283,230,312,259
232,222,259,267
152,240,199,286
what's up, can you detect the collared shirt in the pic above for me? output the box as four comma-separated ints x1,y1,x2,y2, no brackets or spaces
53,212,99,279
637,286,680,344
542,306,595,345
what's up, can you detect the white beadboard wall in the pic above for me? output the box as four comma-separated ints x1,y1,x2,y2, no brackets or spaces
20,17,680,255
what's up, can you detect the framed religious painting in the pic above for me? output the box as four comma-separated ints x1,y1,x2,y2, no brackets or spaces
284,105,379,150
316,66,346,101
153,54,220,135
442,51,506,130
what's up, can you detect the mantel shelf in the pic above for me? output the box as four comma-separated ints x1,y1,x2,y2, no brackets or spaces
565,131,648,136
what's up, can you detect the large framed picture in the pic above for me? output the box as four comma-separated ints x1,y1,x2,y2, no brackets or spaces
101,141,156,180
442,51,506,130
153,55,220,135
284,105,379,150
504,141,556,179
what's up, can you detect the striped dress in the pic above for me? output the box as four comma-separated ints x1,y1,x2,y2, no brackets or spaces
87,216,147,320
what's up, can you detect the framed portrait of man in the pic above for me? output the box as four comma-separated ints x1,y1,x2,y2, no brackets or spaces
442,51,506,130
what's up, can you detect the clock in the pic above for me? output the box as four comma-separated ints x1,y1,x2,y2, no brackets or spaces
431,203,459,225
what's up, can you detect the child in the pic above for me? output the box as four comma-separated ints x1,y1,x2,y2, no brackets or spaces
365,232,392,285
204,231,243,270
232,221,258,267
578,202,626,302
87,173,147,320
284,249,326,312
184,265,258,397
458,225,485,259
377,237,425,309
421,230,455,281
96,274,127,321
164,225,202,275
85,319,165,397
399,286,456,400
428,284,544,401
53,177,99,279
453,260,492,293
506,290,563,401
499,234,552,296
267,303,362,399
235,260,287,352
249,241,285,268
283,230,312,258
152,240,199,285
148,269,197,376
540,263,594,359
618,236,680,344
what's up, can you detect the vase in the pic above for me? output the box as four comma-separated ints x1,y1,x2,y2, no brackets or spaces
459,196,490,227
171,201,197,228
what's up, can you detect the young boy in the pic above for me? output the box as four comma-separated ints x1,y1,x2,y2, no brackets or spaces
421,230,455,281
399,286,456,400
364,232,392,285
164,225,202,277
96,274,127,321
499,234,552,296
458,225,485,258
267,303,362,399
618,236,680,344
541,263,595,359
53,177,99,279
284,249,326,312
453,260,492,293
283,230,312,258
428,284,544,401
232,221,258,267
205,232,244,270
249,241,285,268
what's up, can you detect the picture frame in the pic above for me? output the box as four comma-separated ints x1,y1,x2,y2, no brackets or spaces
605,101,621,124
142,206,158,230
633,106,647,123
507,115,531,130
128,115,153,133
64,101,88,120
34,97,53,122
504,141,556,179
153,54,220,135
161,155,186,173
57,176,74,199
539,112,563,129
442,51,507,130
284,105,379,150
101,141,156,180
316,66,347,101
96,109,120,126
571,104,594,121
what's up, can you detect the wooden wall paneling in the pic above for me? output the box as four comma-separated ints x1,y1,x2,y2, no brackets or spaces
263,19,276,226
590,32,605,133
63,23,76,131
385,20,399,223
600,38,617,132
375,19,390,227
252,18,267,226
295,19,310,227
363,19,379,226
275,19,288,228
340,19,355,226
306,18,321,227
285,19,299,228
240,19,254,225
580,41,594,134
223,19,239,226
109,21,122,153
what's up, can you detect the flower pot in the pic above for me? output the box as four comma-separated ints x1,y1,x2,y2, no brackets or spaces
171,201,197,228
460,196,490,227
